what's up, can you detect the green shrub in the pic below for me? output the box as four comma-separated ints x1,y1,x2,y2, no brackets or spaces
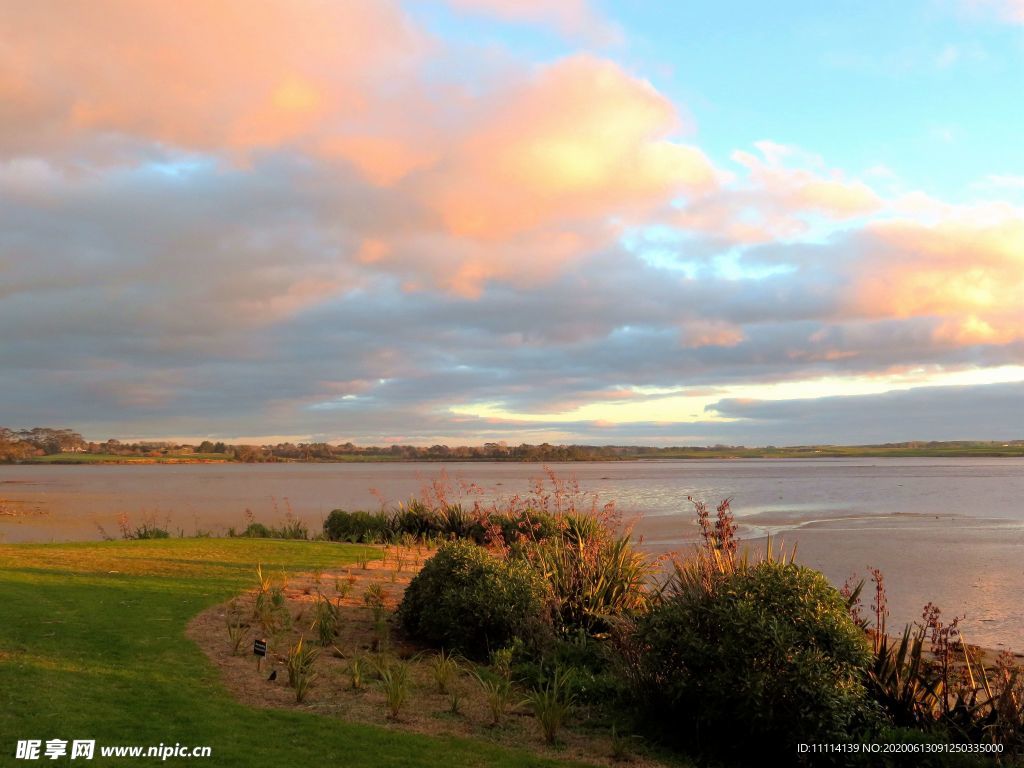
286,637,320,703
473,671,513,726
323,509,393,543
393,500,440,538
437,504,474,540
530,519,652,636
346,654,365,690
126,522,170,539
629,558,878,762
240,519,308,539
429,649,460,694
525,667,576,744
271,516,308,540
310,593,339,647
224,601,249,655
397,540,550,659
514,633,624,706
377,660,411,720
241,522,271,538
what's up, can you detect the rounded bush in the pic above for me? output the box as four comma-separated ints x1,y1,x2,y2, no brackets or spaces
631,559,877,761
397,540,550,658
322,509,393,543
241,522,271,538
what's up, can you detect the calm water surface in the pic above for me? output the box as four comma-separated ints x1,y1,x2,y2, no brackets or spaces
2,459,1022,648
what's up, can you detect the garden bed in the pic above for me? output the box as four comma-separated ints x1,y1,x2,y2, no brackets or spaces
188,543,671,767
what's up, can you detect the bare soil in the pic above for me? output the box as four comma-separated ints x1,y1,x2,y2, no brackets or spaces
187,543,668,767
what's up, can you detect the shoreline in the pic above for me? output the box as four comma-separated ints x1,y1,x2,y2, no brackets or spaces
7,447,1024,466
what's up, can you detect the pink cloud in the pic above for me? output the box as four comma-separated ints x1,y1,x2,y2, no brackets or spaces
844,213,1024,345
732,142,881,219
352,55,721,296
674,142,882,244
1,4,722,300
443,0,622,44
0,1,429,158
431,56,717,240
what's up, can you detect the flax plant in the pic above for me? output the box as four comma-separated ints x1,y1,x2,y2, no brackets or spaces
429,649,459,694
286,637,320,703
524,667,576,745
474,672,513,726
310,592,339,647
376,660,411,719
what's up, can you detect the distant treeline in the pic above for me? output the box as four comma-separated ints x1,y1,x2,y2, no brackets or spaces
2,426,1024,463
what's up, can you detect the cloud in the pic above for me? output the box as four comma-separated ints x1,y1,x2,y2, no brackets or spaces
710,381,1024,444
843,211,1024,344
673,142,882,244
965,0,1024,23
1,0,722,300
1,2,1022,445
442,0,622,44
330,54,721,297
0,1,431,161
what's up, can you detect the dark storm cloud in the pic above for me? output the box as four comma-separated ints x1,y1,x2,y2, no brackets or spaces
710,382,1024,444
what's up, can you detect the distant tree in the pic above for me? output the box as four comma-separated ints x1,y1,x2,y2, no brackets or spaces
0,428,34,462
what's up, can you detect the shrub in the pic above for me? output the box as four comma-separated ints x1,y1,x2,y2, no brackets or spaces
376,660,411,720
397,540,550,659
437,503,474,540
272,515,308,540
241,522,271,538
429,649,459,694
474,671,513,726
628,557,877,761
347,654,365,690
224,601,249,655
525,667,576,744
323,509,393,543
286,637,320,703
132,523,170,539
310,593,339,647
393,500,440,539
529,517,652,636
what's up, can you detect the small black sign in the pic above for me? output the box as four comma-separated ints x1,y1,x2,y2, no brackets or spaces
253,639,268,657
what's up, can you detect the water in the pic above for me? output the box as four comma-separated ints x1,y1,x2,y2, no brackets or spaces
2,458,1022,648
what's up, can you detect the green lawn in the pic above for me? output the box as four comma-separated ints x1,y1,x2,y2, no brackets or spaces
0,538,589,767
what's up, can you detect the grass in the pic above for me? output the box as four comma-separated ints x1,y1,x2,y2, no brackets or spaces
0,537,591,767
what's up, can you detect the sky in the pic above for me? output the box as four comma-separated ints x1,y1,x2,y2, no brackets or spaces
1,0,1022,446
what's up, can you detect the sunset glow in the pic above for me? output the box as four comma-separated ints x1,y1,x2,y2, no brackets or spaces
1,0,1022,444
